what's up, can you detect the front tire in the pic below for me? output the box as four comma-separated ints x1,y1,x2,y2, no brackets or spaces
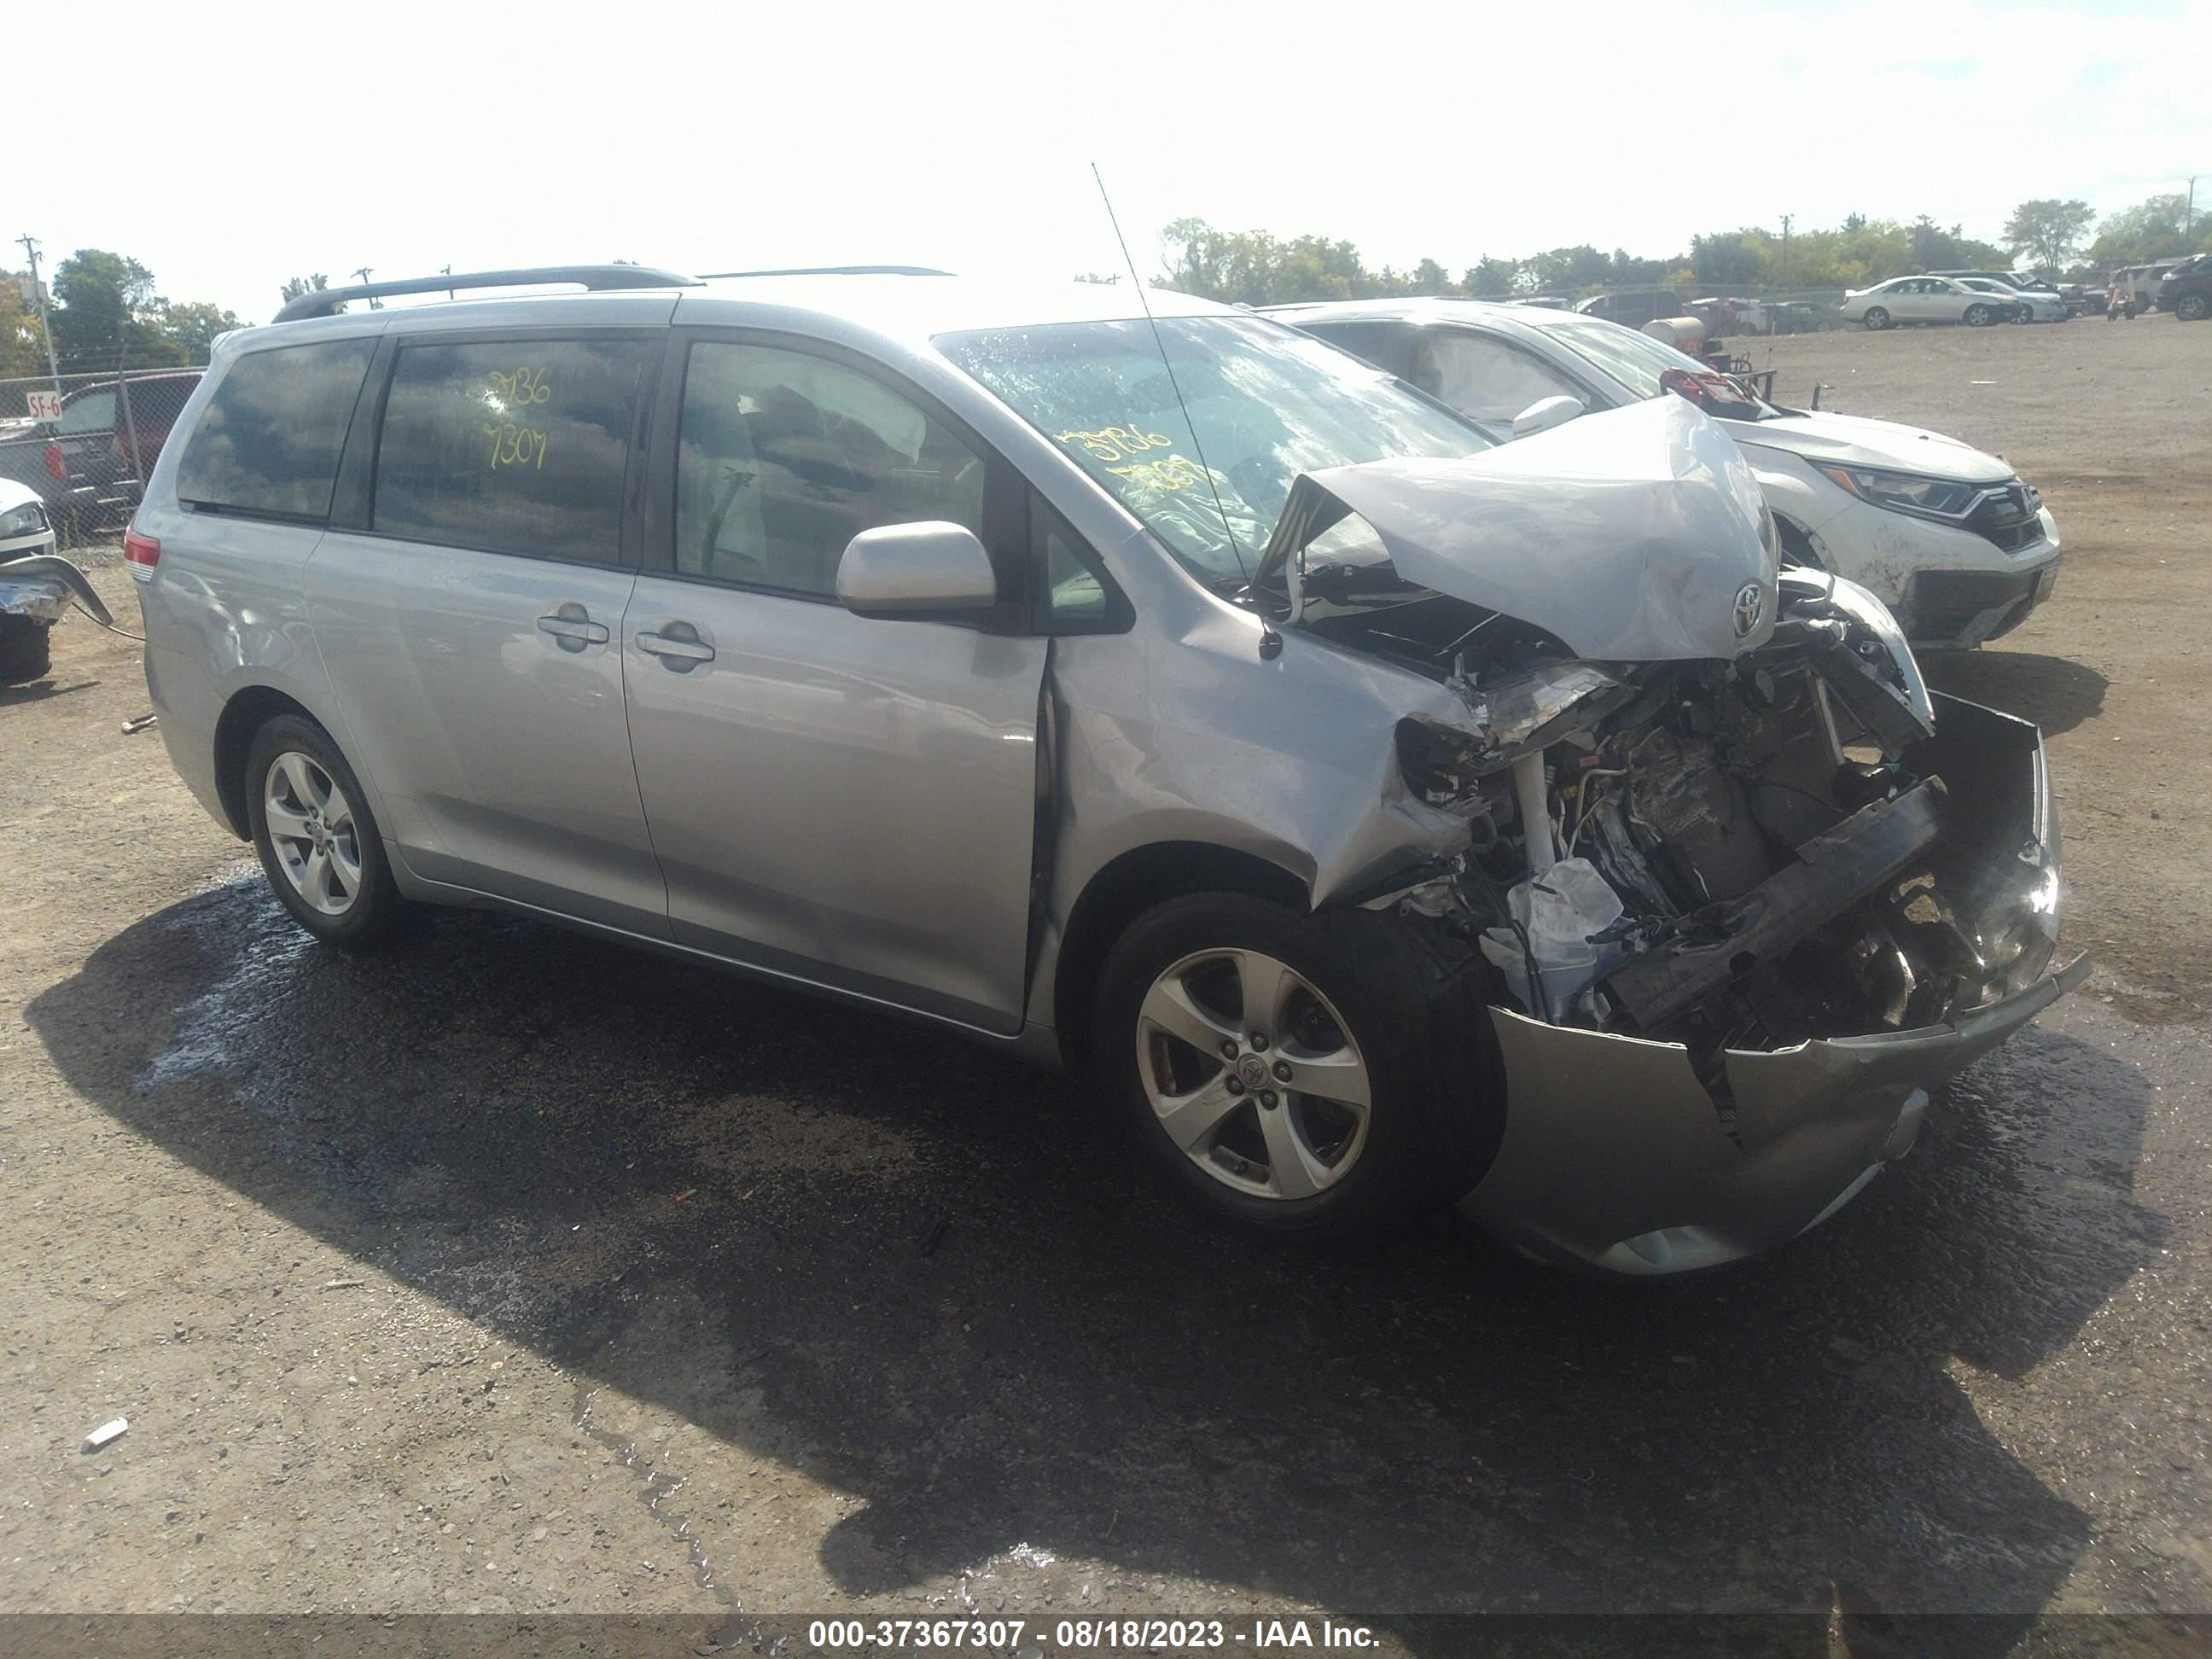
1862,306,1890,331
1091,892,1475,1239
2180,294,2208,322
0,616,53,684
245,713,404,951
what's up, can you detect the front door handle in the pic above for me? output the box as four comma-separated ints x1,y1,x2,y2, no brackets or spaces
537,607,611,650
637,626,716,668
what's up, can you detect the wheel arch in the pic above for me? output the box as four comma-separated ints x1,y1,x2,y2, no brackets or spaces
1050,841,1310,1067
211,684,323,839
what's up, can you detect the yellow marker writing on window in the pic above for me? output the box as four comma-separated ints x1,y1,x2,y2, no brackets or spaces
1056,424,1174,464
487,366,552,406
1104,456,1208,492
482,423,548,470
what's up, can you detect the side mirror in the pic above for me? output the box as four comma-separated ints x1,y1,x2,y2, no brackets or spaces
1510,395,1585,439
835,521,998,619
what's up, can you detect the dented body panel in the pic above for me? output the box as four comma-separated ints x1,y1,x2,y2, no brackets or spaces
1268,398,1777,663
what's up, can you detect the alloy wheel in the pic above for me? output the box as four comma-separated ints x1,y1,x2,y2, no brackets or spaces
1135,947,1372,1202
264,750,363,916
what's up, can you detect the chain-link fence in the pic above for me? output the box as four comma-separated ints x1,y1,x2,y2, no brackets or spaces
0,364,207,550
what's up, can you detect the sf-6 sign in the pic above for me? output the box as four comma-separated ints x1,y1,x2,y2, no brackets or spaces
24,390,63,422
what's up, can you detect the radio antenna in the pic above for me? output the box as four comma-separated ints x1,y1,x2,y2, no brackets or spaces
1091,163,1248,585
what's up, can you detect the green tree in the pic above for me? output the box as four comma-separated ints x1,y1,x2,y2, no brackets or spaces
49,249,187,370
279,273,330,304
2082,194,2203,271
0,275,48,378
160,300,247,359
1460,256,1520,297
1518,245,1614,294
2001,199,2095,270
1691,230,1772,288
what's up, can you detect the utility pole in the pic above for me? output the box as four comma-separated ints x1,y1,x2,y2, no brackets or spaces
352,265,381,310
2187,178,2197,241
1779,214,1792,291
15,233,63,394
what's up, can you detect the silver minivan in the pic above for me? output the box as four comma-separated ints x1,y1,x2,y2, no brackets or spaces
129,266,2081,1275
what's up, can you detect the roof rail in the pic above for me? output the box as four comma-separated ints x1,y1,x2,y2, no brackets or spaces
696,265,953,280
271,265,699,323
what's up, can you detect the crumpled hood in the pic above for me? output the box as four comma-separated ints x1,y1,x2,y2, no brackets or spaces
1261,395,1778,661
1734,409,2015,483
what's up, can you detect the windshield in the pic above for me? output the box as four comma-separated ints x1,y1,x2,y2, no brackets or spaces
1527,312,1784,421
935,316,1489,584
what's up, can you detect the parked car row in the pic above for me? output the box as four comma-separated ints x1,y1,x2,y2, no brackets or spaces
121,264,2079,1276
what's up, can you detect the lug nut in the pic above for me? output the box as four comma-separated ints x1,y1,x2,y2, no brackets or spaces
1249,1032,1269,1051
1220,1039,1239,1060
1259,1091,1279,1109
1225,1077,1244,1096
1272,1060,1293,1083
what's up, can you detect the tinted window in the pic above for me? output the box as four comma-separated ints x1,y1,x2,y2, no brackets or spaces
373,336,652,562
55,389,118,435
675,341,985,597
1414,331,1585,424
177,341,374,518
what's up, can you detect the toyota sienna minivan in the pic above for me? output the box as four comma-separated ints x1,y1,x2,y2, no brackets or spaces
127,265,2081,1274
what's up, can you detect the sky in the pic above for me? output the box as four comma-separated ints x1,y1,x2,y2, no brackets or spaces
12,0,2209,324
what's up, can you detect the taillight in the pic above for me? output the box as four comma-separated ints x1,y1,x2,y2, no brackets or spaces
42,441,65,481
123,525,160,582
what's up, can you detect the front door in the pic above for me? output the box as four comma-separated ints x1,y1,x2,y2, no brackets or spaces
311,331,669,936
623,335,1049,1033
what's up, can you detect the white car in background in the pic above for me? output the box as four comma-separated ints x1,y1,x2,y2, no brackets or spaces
1267,299,2063,649
1955,277,2067,323
1836,276,2006,330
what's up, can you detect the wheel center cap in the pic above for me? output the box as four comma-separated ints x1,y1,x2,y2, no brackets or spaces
1236,1053,1270,1090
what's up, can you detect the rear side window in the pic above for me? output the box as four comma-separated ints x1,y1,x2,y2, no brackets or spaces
55,390,118,435
177,341,375,518
372,336,654,562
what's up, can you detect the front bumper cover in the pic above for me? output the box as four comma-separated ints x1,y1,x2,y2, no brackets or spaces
1458,693,2080,1276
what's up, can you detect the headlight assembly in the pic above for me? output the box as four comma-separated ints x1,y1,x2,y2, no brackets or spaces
0,501,50,539
1817,464,1984,521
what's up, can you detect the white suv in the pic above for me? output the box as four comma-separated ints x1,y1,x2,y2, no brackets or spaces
1271,299,2063,649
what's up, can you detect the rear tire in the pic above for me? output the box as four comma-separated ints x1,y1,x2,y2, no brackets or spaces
244,713,405,951
1091,892,1490,1240
1965,303,1993,327
0,617,53,684
1862,306,1890,331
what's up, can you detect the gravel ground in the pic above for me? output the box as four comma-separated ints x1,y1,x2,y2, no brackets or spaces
3,314,2210,1650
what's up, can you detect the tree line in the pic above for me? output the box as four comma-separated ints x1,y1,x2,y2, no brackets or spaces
8,190,2203,380
1149,193,2210,306
1,250,248,379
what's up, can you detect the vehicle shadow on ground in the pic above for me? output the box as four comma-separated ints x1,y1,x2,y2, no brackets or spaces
0,677,95,706
1924,651,2107,736
27,877,2168,1648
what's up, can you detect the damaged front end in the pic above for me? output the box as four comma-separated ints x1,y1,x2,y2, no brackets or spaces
1259,399,2083,1273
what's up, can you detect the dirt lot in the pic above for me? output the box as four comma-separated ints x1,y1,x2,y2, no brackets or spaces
3,314,2211,1650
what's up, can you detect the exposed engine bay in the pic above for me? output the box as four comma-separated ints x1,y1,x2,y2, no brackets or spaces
1372,570,2058,1063
1221,397,2071,1269
1248,405,2063,1069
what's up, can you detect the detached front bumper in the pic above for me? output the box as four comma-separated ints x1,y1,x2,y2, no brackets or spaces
1458,694,2081,1276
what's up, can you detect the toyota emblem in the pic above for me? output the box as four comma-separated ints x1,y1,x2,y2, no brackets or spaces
1732,581,1767,639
